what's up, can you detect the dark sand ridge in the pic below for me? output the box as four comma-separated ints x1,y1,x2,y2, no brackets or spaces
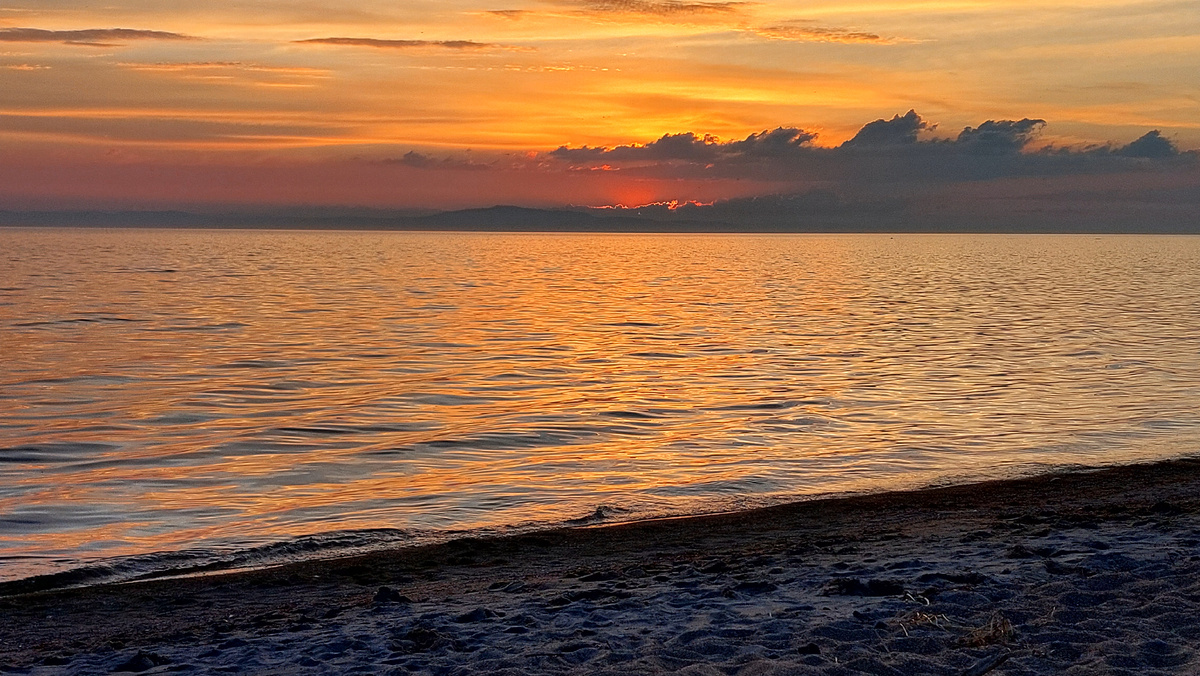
4,458,1200,674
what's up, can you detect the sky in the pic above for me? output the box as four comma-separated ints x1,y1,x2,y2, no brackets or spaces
1,0,1198,215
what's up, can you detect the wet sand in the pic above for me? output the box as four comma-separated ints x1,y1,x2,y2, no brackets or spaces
4,458,1200,675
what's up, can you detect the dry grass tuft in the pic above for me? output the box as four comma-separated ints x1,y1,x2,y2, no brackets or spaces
961,612,1016,647
895,610,954,637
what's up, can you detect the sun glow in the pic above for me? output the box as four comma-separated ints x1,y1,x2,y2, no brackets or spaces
0,0,1196,208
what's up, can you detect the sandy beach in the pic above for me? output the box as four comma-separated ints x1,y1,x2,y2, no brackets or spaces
4,458,1200,675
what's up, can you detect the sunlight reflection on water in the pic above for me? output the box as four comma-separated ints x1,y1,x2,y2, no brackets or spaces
2,230,1200,582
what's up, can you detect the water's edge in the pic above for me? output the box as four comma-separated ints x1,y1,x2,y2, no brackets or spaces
4,455,1184,598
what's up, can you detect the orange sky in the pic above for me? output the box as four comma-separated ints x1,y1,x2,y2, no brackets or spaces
1,1,1198,209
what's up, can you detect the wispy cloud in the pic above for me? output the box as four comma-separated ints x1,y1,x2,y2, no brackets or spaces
517,0,751,21
0,27,195,47
119,62,329,77
485,10,531,20
386,151,493,171
565,0,749,15
296,37,526,51
115,61,331,89
753,22,906,45
0,108,347,148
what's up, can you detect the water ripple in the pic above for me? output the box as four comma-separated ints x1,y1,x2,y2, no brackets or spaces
2,230,1200,586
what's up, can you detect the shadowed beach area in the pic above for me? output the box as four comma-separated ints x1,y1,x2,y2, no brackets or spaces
4,458,1200,674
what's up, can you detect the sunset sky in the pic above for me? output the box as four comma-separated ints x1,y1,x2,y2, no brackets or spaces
2,0,1198,211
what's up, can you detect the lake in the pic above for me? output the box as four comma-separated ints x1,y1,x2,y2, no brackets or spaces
2,229,1199,586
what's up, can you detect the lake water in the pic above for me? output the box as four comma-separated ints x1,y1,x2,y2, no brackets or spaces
3,229,1200,587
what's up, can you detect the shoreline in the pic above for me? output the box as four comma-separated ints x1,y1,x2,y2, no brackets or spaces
0,460,1120,597
0,458,1165,597
5,457,1200,673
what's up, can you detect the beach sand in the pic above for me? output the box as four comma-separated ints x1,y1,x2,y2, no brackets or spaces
4,458,1200,675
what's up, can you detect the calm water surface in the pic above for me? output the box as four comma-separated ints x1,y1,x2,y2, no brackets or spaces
2,230,1200,585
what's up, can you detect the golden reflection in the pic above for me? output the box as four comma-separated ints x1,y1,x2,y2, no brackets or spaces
4,231,1200,583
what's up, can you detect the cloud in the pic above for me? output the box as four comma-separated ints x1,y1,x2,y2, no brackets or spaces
119,62,328,76
0,27,195,47
726,127,820,158
955,119,1046,154
841,109,929,147
840,112,1048,156
0,108,345,147
546,111,1194,187
485,1,749,26
114,61,331,89
485,10,531,19
575,120,1197,232
295,37,522,51
754,23,900,45
387,151,492,171
550,127,815,164
1116,130,1178,158
551,132,718,162
557,0,749,15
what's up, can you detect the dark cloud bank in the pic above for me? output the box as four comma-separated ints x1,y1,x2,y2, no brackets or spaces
549,110,1187,177
544,110,1200,232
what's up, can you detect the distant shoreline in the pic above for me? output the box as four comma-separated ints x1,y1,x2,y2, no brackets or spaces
6,224,1200,235
3,206,1199,234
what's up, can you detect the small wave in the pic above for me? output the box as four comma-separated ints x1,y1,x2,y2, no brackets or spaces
405,393,504,406
709,401,799,411
599,410,663,420
214,359,292,370
16,374,135,386
273,422,440,437
277,426,360,436
564,505,632,526
0,529,416,597
145,413,218,425
0,442,120,464
14,316,141,327
145,321,247,332
605,321,662,327
1106,360,1151,370
356,423,441,433
113,267,178,274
